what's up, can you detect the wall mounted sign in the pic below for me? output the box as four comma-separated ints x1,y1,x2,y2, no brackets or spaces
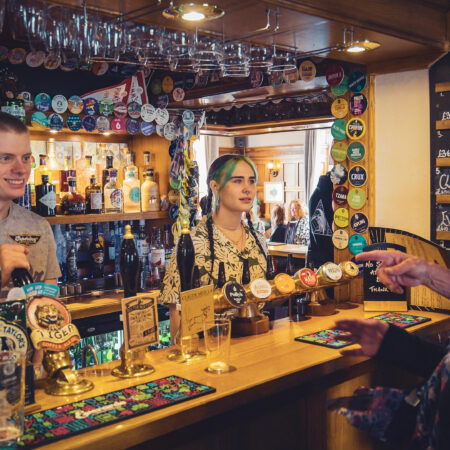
349,165,367,187
349,93,368,116
48,113,64,131
346,118,366,139
96,116,110,133
331,98,349,119
83,97,99,116
348,234,367,255
332,185,348,206
350,212,369,233
348,188,366,209
68,95,83,114
331,141,348,162
331,75,349,96
67,114,81,131
35,93,51,112
82,115,96,132
113,102,127,118
330,164,348,185
18,91,33,110
127,101,141,119
347,141,365,162
30,112,48,130
111,117,125,133
99,99,114,116
334,207,349,228
348,70,367,93
155,108,169,126
332,229,349,249
299,60,316,82
140,121,155,136
51,95,68,114
140,103,156,122
126,118,140,135
326,64,345,87
331,119,347,140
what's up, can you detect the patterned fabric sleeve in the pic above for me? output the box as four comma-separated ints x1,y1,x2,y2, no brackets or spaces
158,244,181,305
43,220,62,280
294,216,310,246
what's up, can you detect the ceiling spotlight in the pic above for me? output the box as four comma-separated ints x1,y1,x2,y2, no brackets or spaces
163,3,225,22
345,40,380,53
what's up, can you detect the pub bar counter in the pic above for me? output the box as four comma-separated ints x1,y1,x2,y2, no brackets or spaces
32,305,449,450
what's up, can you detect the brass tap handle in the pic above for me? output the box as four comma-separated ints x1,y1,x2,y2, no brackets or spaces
81,344,99,368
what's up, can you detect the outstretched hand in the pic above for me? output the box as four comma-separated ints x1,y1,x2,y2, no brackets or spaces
334,318,389,357
355,250,431,294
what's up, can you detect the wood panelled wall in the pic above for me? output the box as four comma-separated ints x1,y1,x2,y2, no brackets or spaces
219,145,305,218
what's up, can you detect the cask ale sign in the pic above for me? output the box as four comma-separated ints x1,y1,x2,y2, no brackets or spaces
363,243,407,311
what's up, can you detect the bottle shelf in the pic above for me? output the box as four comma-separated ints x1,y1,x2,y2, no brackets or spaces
436,231,450,240
45,210,169,225
436,194,450,204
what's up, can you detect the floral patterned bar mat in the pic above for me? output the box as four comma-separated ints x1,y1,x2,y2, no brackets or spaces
294,313,431,349
20,375,215,448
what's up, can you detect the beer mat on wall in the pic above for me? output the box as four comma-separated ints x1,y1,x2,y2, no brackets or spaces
370,312,431,329
294,329,353,349
20,375,216,448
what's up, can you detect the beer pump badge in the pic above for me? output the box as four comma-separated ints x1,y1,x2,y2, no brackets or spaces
334,207,349,228
30,112,48,130
67,114,82,131
326,64,345,87
331,98,348,119
298,268,317,288
351,212,369,233
83,97,99,116
48,113,64,131
96,116,110,133
331,119,347,140
348,70,367,93
114,102,127,118
51,95,68,114
141,121,155,136
332,229,349,250
333,185,348,206
68,95,83,114
274,274,295,294
330,164,348,185
349,93,368,116
347,141,365,162
224,282,247,307
331,141,348,162
331,75,349,96
35,93,51,112
82,115,96,132
0,318,28,354
348,188,366,209
299,60,316,82
346,118,366,139
250,279,272,299
99,99,114,117
111,117,126,134
348,234,367,255
349,166,367,187
141,104,156,122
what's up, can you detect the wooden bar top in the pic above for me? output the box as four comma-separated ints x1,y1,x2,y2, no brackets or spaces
267,243,308,258
34,306,450,449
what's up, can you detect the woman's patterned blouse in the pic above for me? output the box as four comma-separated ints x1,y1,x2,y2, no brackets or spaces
159,219,268,306
293,216,310,245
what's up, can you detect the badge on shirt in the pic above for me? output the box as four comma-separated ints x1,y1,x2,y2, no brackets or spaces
9,234,41,247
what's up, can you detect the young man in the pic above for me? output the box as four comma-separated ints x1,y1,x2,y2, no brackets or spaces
0,112,61,298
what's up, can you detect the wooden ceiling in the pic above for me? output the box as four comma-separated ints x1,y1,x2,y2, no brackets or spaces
50,0,449,73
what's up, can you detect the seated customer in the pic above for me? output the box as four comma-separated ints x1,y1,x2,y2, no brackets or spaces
269,205,286,242
285,200,309,245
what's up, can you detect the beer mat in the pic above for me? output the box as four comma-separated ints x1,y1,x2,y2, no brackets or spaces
370,312,431,328
20,375,215,448
295,329,353,349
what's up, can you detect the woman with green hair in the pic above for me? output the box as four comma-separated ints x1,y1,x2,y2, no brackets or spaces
159,154,269,336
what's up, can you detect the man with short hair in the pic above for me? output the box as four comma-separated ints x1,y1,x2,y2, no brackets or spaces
0,112,61,298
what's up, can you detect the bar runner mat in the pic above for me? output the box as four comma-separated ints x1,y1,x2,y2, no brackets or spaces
20,375,215,448
294,313,432,349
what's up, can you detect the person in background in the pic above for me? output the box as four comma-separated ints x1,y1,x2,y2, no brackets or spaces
330,250,450,449
306,172,333,269
269,205,286,243
285,199,309,245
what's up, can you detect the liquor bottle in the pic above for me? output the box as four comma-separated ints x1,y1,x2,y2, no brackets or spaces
120,224,140,298
136,219,150,263
78,155,96,196
67,242,79,282
114,222,122,273
104,222,115,265
13,184,31,210
124,151,138,179
85,175,102,214
35,174,56,217
192,265,201,288
102,154,114,191
140,151,153,184
217,261,226,288
149,227,165,278
104,170,123,213
286,254,296,276
34,154,51,186
60,177,86,215
141,169,160,212
59,155,76,194
149,265,161,289
89,223,105,278
47,138,60,198
163,224,173,265
242,258,251,285
138,256,147,292
176,220,195,292
122,165,141,213
266,255,275,281
29,155,36,209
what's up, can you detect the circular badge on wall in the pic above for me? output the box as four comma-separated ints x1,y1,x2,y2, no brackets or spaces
185,74,196,89
349,93,368,116
346,118,366,140
44,52,61,70
168,189,180,204
299,60,316,82
164,122,177,141
83,97,99,116
250,70,264,88
331,75,349,96
347,141,365,162
96,116,110,133
331,141,348,162
30,111,48,130
140,104,156,122
68,95,83,114
67,114,82,131
26,50,45,67
169,204,179,220
331,119,347,140
35,93,51,112
348,70,367,93
140,121,155,136
348,188,366,210
48,113,64,131
330,164,348,185
348,234,367,255
155,108,169,126
127,101,141,119
332,185,348,206
157,94,169,110
331,98,349,119
334,207,349,228
18,91,33,111
111,117,125,134
349,165,367,187
82,115,96,132
51,94,68,114
162,75,174,93
126,118,140,135
60,58,78,72
326,63,345,87
350,212,369,233
151,79,162,95
92,62,109,76
172,87,185,102
8,48,26,64
99,99,114,117
156,124,165,137
182,109,195,126
114,102,127,118
332,229,349,249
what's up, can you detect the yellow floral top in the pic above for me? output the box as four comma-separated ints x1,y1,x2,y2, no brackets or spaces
159,219,268,306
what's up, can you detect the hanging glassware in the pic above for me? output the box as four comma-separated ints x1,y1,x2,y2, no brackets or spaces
221,42,250,77
192,36,223,72
249,45,273,72
270,47,297,73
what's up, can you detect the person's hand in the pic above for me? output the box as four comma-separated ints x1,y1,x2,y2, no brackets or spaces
0,244,30,287
355,250,431,294
334,318,389,357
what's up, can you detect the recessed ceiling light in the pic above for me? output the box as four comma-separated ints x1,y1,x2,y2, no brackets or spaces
345,40,380,53
163,3,225,22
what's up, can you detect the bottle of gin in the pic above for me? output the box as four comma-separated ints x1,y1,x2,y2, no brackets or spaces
35,174,56,217
104,170,123,213
85,175,102,214
123,166,141,213
141,169,160,212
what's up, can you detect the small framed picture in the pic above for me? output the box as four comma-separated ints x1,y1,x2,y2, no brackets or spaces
264,181,285,204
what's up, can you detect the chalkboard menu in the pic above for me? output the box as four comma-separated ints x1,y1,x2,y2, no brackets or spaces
430,52,450,254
